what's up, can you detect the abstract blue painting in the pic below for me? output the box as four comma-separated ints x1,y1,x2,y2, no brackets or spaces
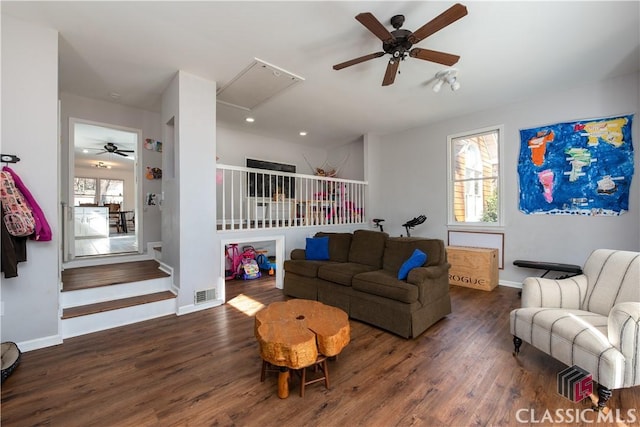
518,114,634,216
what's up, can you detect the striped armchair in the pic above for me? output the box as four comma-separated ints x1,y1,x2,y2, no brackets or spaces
510,249,640,411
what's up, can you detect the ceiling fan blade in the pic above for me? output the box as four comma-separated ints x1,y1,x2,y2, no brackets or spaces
114,151,128,157
408,3,468,44
118,149,135,153
409,48,460,66
382,59,400,86
355,12,395,43
333,52,385,70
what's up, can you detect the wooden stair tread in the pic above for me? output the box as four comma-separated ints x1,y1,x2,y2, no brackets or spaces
62,260,169,292
62,291,175,319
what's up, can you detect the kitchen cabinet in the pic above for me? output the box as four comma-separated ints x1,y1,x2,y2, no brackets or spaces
74,207,109,237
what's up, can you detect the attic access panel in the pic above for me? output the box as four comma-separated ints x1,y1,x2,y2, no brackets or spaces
216,58,304,111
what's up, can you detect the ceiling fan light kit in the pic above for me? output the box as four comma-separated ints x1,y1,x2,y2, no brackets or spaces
333,3,468,86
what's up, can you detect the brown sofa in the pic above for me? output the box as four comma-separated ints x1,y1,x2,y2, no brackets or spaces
283,229,452,338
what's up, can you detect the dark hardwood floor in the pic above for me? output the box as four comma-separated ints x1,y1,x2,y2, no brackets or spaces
2,278,638,426
61,260,170,291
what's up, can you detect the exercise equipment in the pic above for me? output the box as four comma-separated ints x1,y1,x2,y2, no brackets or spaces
372,218,385,232
402,215,426,237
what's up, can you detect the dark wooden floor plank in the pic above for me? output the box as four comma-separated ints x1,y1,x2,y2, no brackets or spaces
2,279,639,426
61,260,169,291
61,291,176,319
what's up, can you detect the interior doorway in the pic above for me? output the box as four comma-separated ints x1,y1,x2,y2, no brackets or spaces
64,118,143,261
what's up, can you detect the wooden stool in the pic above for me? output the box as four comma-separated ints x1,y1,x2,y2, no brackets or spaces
298,356,329,397
260,359,281,382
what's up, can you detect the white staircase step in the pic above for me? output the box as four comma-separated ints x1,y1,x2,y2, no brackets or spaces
61,276,172,308
62,294,176,338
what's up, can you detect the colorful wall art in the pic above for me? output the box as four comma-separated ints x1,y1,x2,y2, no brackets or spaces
518,114,634,216
144,138,162,152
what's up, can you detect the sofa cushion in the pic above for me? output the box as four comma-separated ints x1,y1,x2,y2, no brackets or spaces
315,232,352,262
352,270,419,303
383,238,444,274
348,229,389,268
397,249,427,280
284,259,335,278
305,237,330,260
318,262,378,286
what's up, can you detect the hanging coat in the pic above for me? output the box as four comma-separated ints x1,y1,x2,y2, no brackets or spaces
1,201,27,278
2,166,52,241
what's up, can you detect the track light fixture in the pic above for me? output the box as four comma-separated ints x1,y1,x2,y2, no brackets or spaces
432,79,444,93
433,68,460,92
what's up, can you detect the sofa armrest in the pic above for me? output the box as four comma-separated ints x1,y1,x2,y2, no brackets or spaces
608,302,640,361
408,264,450,305
290,248,306,260
521,275,588,309
407,264,450,283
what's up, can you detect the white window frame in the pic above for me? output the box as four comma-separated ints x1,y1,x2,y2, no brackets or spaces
447,125,505,228
73,176,125,207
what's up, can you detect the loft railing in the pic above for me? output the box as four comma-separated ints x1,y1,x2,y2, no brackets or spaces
216,164,367,231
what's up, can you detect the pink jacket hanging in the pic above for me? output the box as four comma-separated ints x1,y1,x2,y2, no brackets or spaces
2,166,52,241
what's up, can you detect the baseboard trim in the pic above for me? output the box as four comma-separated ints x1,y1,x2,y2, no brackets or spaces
158,261,173,276
499,280,522,289
17,334,63,352
177,300,223,316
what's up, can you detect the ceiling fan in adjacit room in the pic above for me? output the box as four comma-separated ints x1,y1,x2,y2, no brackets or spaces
333,3,468,86
96,142,134,157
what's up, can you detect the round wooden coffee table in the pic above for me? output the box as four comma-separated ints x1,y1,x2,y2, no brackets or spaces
255,299,350,398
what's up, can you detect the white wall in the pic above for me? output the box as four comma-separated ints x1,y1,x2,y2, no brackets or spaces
217,125,326,172
328,138,364,181
162,71,220,312
369,72,640,284
60,93,163,247
0,15,61,349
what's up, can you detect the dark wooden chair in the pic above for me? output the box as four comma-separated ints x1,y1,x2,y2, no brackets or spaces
105,203,121,233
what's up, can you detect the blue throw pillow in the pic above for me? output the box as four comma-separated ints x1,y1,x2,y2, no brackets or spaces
305,237,330,260
397,249,427,280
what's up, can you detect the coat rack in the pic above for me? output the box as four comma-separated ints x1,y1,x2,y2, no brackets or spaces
1,154,20,164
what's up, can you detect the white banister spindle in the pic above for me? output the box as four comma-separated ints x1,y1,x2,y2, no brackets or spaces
215,164,367,231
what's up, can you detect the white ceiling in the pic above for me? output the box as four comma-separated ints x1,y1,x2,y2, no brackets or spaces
73,123,137,171
4,1,639,149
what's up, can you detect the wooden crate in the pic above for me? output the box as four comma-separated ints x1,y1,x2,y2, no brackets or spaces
446,246,498,291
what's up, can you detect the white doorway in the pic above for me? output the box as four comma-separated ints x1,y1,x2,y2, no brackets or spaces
65,118,143,261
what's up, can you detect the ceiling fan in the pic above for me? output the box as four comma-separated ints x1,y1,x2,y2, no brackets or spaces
96,142,134,157
333,3,468,86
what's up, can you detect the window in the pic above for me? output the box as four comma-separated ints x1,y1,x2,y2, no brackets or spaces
447,126,503,227
74,177,97,205
100,179,124,205
74,177,124,207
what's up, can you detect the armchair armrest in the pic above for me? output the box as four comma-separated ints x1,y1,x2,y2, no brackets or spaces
608,302,640,362
521,274,588,309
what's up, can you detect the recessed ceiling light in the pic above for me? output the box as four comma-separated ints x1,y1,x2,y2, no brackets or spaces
82,149,89,153
299,131,307,136
245,117,255,123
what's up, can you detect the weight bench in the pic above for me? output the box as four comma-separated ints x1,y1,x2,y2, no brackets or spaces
513,260,582,278
513,260,582,298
